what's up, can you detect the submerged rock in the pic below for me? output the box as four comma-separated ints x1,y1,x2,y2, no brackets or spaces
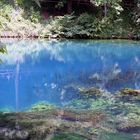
120,88,140,96
78,87,102,98
0,128,29,140
0,109,106,140
116,113,140,133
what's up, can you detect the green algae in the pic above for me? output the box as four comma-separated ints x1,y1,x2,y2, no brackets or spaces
28,102,56,112
51,132,87,140
0,87,140,139
0,109,107,140
78,87,102,98
99,132,134,140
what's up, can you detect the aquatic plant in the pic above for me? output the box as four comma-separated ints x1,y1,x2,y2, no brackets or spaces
90,98,109,110
51,132,86,140
0,108,12,113
65,97,115,111
98,131,134,140
28,102,56,112
78,87,102,98
116,88,140,103
0,108,108,140
65,99,90,109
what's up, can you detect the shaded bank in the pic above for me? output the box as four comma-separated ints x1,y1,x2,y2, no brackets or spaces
0,34,140,41
0,1,139,41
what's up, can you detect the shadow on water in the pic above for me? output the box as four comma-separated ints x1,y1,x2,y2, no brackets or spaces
0,39,140,139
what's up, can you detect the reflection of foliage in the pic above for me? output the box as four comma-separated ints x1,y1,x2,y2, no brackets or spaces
0,46,7,54
0,43,7,63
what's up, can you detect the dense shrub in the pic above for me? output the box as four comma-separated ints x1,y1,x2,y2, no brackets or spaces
0,0,139,39
44,13,137,39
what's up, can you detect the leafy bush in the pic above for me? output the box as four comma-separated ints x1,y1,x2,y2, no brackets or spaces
0,0,139,39
45,13,133,39
22,7,42,23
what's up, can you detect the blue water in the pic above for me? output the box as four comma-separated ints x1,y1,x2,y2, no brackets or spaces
0,39,140,111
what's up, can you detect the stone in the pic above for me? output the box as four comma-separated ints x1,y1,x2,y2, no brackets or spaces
78,87,102,98
120,88,140,96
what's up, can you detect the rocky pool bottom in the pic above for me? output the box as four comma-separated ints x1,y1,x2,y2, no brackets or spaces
0,87,140,140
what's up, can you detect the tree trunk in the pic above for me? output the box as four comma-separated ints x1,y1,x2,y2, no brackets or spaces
104,2,107,17
12,0,19,10
67,0,72,14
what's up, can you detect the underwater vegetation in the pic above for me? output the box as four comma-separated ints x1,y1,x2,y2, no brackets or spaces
0,87,140,139
28,102,56,112
0,40,140,139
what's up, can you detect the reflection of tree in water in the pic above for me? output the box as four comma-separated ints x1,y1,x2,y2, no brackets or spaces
0,41,7,62
75,68,140,91
105,70,140,89
0,39,140,104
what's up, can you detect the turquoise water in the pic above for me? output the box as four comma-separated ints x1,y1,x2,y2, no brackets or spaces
0,39,140,111
0,39,140,139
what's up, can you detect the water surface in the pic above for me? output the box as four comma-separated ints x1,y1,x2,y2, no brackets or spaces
0,39,140,111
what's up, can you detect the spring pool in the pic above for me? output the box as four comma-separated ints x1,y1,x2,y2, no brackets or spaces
0,39,140,140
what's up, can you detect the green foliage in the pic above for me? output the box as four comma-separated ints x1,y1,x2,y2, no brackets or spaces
55,0,67,9
89,0,123,17
0,0,139,39
45,13,134,38
23,7,42,23
0,2,12,23
15,0,43,23
46,14,94,38
0,0,44,38
132,1,140,28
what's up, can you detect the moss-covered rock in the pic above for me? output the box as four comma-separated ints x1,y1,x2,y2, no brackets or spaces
116,112,140,133
78,87,102,98
120,88,140,96
0,109,107,140
28,102,56,112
